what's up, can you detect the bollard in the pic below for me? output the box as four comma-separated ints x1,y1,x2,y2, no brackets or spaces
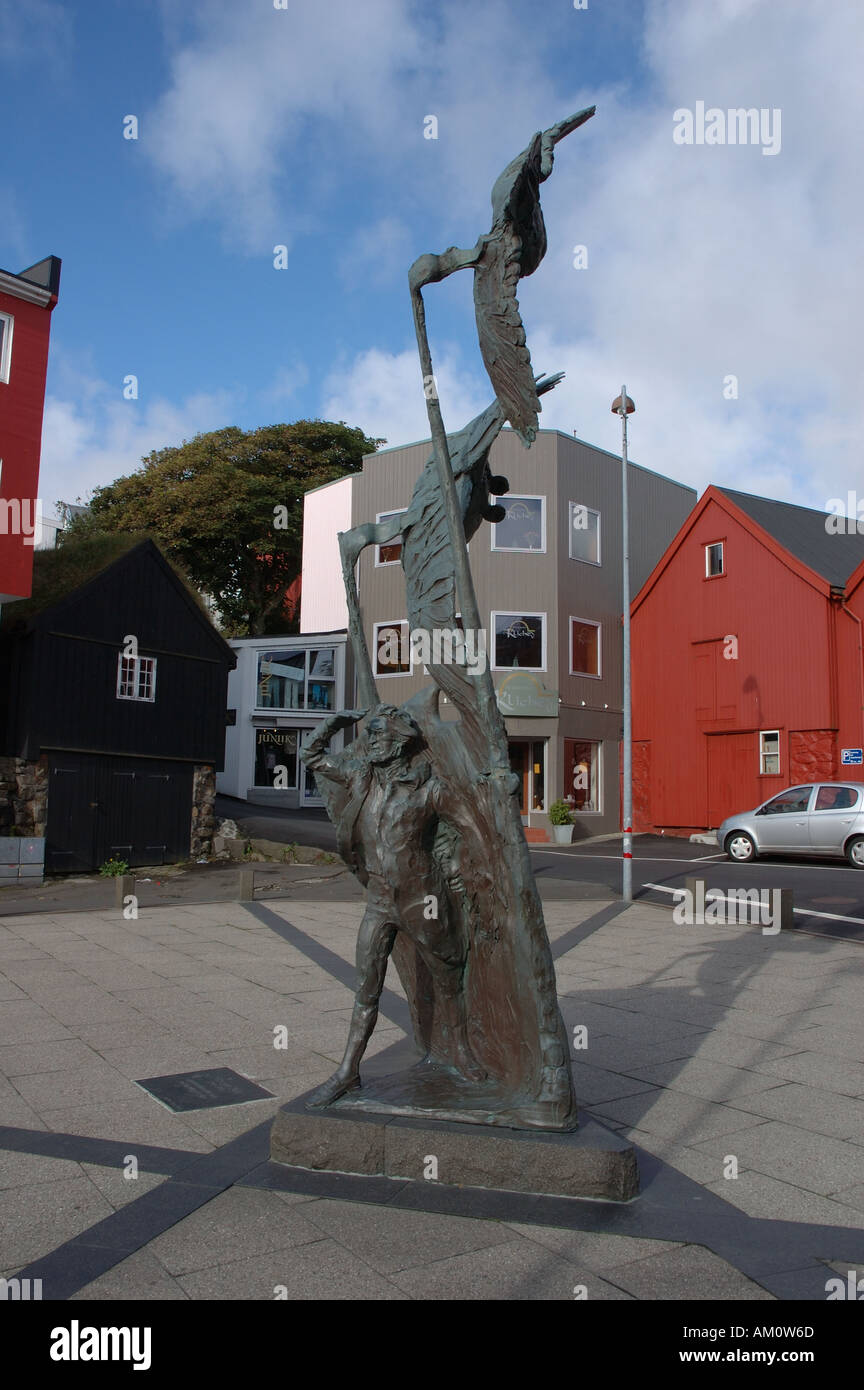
238,868,255,902
115,874,135,909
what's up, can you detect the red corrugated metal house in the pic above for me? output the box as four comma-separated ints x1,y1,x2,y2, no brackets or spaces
631,486,864,833
0,256,61,604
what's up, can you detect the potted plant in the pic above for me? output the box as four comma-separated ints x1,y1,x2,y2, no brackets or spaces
548,798,575,845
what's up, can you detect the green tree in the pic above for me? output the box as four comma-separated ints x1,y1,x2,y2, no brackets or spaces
60,420,382,635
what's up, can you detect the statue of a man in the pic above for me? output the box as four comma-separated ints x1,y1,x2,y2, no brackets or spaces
301,704,489,1107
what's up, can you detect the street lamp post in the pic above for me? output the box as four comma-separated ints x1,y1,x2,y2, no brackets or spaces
612,387,635,902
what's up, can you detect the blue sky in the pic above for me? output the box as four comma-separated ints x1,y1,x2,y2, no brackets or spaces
3,0,861,522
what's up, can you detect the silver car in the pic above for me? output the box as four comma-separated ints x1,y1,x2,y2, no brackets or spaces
718,783,864,869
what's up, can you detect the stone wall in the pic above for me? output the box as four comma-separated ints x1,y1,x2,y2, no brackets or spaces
0,756,49,837
789,730,836,784
190,764,216,858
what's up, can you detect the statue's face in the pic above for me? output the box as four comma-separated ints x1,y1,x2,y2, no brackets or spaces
366,716,407,765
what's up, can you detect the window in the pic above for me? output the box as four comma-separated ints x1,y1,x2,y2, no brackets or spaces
0,312,13,384
375,510,407,565
491,496,545,552
758,787,812,815
492,612,545,670
116,654,156,702
374,620,411,676
705,542,724,577
759,730,780,775
569,503,600,564
815,785,860,811
570,617,601,678
254,728,298,788
564,739,602,813
257,647,335,711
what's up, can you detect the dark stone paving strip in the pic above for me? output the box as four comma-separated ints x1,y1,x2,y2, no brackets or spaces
242,902,413,1032
0,1125,199,1175
12,1121,273,1300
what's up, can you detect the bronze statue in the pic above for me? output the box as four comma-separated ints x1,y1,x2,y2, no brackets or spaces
302,110,596,1131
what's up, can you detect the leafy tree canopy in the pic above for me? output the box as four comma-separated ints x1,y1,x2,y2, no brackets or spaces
59,420,383,635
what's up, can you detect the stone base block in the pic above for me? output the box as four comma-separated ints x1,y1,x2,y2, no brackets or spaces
270,1091,639,1202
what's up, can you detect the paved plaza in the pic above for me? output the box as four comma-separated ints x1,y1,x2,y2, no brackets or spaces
1,890,863,1300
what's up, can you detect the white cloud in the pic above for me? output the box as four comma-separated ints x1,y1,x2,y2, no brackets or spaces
321,345,488,448
38,364,238,516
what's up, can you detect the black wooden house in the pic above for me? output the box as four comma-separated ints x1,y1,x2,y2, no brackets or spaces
0,538,236,872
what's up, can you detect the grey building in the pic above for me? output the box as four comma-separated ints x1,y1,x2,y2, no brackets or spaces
301,428,695,839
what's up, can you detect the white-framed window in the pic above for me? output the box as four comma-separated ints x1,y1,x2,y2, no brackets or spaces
257,646,335,712
116,654,157,702
491,611,546,671
569,616,602,678
569,503,601,565
375,510,407,566
0,312,14,384
759,729,780,775
374,619,412,677
491,495,546,553
705,541,724,577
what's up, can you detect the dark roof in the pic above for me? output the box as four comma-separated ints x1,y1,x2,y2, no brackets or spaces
720,487,864,588
0,537,234,663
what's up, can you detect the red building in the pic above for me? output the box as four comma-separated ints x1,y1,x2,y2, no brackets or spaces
0,256,61,604
631,486,864,833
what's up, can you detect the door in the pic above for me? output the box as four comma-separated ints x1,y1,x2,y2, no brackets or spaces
45,762,98,873
706,732,754,827
809,784,861,854
46,754,194,872
753,785,814,851
508,742,529,813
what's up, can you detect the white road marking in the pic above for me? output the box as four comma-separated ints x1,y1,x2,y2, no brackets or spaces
643,881,864,928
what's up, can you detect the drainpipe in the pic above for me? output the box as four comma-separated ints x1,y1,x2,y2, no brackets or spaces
840,593,864,753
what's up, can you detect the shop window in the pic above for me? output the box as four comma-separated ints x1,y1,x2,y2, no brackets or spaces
492,612,545,670
254,728,298,787
564,738,601,813
491,496,545,552
257,647,335,711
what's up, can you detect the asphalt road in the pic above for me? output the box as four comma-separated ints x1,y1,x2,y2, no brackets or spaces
218,796,864,942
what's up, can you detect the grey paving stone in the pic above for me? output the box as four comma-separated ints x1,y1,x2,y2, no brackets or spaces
298,1197,513,1273
703,1170,864,1229
11,1063,138,1111
604,1243,775,1300
70,1248,190,1301
624,1059,789,1102
1,1176,115,1267
79,1163,168,1209
388,1236,634,1301
505,1223,683,1270
176,1237,408,1300
0,1001,75,1045
38,1099,213,1151
723,1082,864,1140
145,1186,325,1275
592,1089,769,1144
0,1148,83,1190
751,1051,864,1098
0,1039,104,1077
569,1061,659,1105
692,1120,864,1194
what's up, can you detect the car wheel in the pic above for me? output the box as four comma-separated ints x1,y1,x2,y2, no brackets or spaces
725,831,757,863
846,836,864,869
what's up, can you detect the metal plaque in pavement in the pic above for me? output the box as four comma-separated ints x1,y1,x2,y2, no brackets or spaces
135,1067,274,1112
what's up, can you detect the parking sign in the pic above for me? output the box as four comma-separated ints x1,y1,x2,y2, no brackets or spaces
841,748,863,765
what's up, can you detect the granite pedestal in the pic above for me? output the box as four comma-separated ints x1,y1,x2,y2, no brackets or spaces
270,1088,640,1202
